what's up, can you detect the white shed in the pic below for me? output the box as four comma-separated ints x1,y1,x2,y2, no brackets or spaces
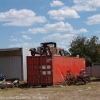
0,47,31,81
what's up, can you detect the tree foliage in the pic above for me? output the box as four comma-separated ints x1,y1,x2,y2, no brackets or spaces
69,36,100,66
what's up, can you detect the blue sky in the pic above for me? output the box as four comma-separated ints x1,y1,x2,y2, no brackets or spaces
0,0,100,50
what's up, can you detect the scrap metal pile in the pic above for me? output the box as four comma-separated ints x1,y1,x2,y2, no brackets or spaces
61,69,90,86
0,74,19,89
29,42,65,56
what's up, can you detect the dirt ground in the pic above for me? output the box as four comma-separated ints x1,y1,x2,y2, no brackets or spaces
0,80,100,100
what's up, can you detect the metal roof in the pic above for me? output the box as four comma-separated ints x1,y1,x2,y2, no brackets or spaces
0,47,28,51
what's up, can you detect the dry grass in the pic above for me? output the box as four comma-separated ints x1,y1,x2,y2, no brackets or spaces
0,78,100,100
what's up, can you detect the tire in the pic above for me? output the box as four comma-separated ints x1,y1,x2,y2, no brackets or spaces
66,81,71,86
82,78,86,85
77,77,83,85
85,76,91,83
11,84,15,88
15,82,19,87
41,85,47,87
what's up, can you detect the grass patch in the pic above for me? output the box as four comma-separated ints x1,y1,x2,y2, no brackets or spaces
90,77,100,82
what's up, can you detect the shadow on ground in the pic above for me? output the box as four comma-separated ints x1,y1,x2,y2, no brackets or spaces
18,77,100,88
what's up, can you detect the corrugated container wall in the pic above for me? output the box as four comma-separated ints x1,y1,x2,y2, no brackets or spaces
0,48,31,81
27,56,85,86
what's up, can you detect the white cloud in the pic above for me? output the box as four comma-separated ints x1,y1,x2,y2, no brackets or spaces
28,22,73,34
40,6,46,9
48,7,80,20
43,33,74,40
86,14,100,25
71,28,88,34
72,4,96,11
28,21,88,34
43,33,75,50
9,43,30,48
73,0,100,7
95,31,100,33
28,28,47,34
9,33,81,50
9,42,40,48
10,36,23,42
44,21,73,32
22,35,31,40
72,0,100,11
0,9,47,26
50,0,64,7
10,36,18,41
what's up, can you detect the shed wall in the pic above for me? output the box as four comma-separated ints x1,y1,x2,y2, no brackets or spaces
22,48,31,81
0,48,31,81
0,56,22,80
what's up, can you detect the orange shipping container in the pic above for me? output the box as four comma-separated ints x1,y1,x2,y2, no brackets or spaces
27,56,85,86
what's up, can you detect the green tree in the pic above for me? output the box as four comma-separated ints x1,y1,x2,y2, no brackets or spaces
69,36,100,66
